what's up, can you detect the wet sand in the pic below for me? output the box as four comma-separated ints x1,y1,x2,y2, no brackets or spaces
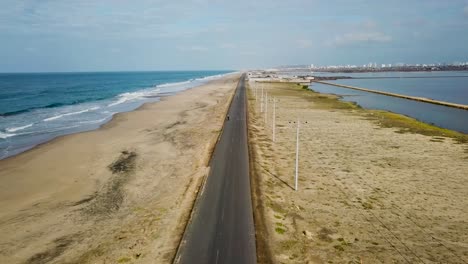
247,81,468,263
0,73,240,263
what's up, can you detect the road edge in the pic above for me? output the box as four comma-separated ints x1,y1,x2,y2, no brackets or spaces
245,79,274,264
171,74,242,264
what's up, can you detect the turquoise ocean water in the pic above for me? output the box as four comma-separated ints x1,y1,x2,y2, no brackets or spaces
0,71,233,159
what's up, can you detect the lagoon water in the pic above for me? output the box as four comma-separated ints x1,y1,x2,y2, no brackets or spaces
0,71,232,159
308,71,468,134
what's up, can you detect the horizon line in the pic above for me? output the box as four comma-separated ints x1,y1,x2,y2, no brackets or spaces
0,69,239,74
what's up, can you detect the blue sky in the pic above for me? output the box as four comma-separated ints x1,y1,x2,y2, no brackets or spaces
1,0,468,72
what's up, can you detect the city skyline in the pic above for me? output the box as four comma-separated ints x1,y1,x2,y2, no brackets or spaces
311,61,468,69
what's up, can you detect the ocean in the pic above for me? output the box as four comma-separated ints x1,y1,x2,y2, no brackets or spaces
306,71,468,134
0,71,233,159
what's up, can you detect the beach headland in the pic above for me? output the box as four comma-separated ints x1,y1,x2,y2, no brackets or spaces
247,80,468,263
0,73,240,263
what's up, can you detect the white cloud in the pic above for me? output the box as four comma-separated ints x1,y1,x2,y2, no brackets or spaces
0,0,199,38
331,32,392,46
24,47,36,53
178,46,208,52
239,51,257,56
296,39,313,49
361,20,377,30
220,43,237,49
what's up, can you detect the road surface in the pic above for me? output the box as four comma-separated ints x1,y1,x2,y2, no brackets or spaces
175,74,256,264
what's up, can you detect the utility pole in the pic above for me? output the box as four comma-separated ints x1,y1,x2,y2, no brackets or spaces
261,85,264,113
295,118,299,191
272,98,276,142
255,85,257,103
265,92,268,124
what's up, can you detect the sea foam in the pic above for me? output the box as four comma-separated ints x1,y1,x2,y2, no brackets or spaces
156,80,192,88
0,132,16,139
6,123,33,132
108,89,160,107
43,106,101,122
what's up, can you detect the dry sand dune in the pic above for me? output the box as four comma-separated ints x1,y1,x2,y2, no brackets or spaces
0,74,239,264
248,81,468,264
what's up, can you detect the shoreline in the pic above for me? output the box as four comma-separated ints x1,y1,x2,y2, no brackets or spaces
247,80,468,263
0,72,237,161
0,73,240,263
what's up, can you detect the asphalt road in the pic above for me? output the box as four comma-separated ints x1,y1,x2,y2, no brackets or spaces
175,74,257,264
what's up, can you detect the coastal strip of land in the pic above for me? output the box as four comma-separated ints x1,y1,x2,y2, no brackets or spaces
0,73,240,264
315,80,468,110
247,80,468,263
